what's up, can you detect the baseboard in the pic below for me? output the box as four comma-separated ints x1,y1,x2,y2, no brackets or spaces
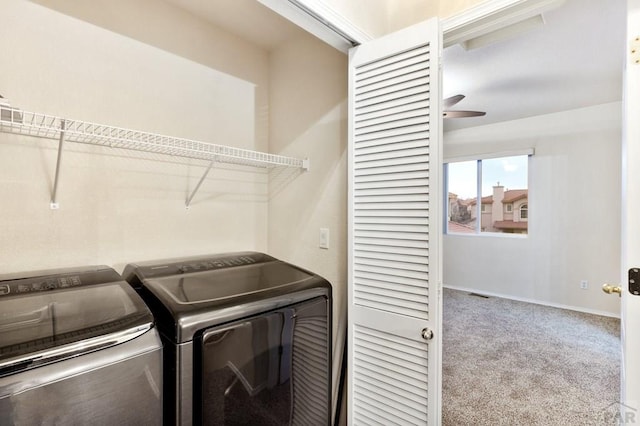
443,284,621,319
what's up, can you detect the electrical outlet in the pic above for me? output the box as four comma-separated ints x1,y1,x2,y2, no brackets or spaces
319,228,330,249
580,280,588,290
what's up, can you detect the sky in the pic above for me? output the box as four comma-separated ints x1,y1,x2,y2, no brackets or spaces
447,155,528,199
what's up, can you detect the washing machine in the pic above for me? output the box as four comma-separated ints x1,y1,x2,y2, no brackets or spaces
123,252,332,426
0,265,163,425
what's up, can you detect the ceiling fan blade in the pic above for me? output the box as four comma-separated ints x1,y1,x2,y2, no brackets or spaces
443,110,486,118
443,94,465,108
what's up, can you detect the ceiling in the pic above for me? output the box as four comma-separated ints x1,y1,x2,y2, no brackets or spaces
442,0,626,131
163,0,625,132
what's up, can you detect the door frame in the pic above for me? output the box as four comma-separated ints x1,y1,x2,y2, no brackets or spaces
622,0,640,413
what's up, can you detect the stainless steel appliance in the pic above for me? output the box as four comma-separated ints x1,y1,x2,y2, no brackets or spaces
123,252,332,426
0,266,163,425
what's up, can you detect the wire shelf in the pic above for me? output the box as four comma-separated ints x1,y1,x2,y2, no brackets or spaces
0,107,309,170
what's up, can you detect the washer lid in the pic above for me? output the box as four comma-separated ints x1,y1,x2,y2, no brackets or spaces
123,252,331,343
146,260,315,304
0,266,153,374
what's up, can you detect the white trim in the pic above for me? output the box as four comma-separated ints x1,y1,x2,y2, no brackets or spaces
446,230,528,239
291,0,374,43
441,0,565,48
260,0,565,55
257,0,352,52
444,148,534,163
444,284,621,319
256,0,373,53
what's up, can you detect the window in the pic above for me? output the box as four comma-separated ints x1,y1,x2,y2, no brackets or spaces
445,152,530,235
446,160,477,234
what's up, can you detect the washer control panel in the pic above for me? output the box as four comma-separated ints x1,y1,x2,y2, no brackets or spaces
0,275,82,297
0,268,121,298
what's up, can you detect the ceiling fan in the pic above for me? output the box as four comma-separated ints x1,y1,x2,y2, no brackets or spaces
443,94,486,118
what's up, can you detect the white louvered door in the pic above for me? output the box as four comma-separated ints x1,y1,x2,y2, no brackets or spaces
348,19,442,425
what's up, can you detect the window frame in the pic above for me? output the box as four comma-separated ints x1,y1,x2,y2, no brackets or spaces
444,149,533,237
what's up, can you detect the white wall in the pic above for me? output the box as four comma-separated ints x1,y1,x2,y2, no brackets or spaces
443,102,622,316
267,34,348,409
0,0,271,272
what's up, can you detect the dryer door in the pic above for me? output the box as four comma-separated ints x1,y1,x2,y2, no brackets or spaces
197,297,330,425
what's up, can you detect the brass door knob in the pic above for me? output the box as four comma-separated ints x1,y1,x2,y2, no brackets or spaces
602,283,622,297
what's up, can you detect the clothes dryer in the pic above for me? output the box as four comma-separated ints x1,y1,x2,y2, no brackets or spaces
123,252,332,426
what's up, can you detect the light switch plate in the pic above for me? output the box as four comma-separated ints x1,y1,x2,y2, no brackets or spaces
319,228,330,249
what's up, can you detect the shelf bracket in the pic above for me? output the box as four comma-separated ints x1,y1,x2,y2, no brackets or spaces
185,160,215,208
50,119,66,210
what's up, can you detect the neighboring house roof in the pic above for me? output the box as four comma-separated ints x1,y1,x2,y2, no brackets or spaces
493,220,528,230
468,190,527,205
469,195,493,205
502,189,528,203
448,221,476,233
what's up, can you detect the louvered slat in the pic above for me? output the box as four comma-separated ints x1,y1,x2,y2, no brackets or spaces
355,243,428,256
355,147,429,164
356,93,430,117
354,222,429,233
355,368,427,406
355,279,428,301
353,325,429,423
355,139,428,157
355,169,429,183
356,98,430,121
354,229,428,240
355,76,430,104
355,46,430,82
355,215,427,224
356,108,429,132
350,21,440,425
354,124,430,144
292,315,328,426
355,269,429,290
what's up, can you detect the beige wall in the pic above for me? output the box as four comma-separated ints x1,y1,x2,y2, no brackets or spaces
386,0,486,33
322,0,486,37
1,0,349,413
267,32,348,406
30,0,271,152
0,0,271,272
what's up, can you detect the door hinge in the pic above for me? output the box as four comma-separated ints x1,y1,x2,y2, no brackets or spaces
632,36,640,65
629,268,640,296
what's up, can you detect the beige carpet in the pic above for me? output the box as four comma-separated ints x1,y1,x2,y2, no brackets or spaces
442,288,621,425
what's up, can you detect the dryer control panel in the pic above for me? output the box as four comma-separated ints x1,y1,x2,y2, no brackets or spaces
177,255,258,273
126,252,275,282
